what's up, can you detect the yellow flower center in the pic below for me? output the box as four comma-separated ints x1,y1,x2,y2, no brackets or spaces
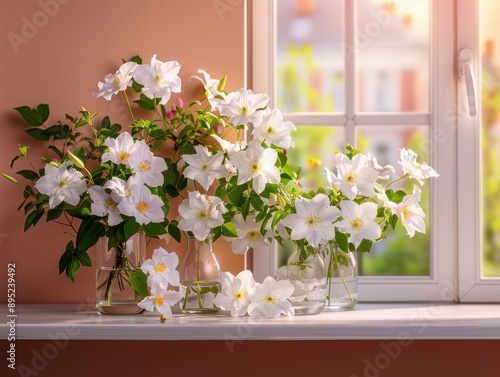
117,151,130,163
200,162,208,172
305,215,319,228
344,171,358,185
241,106,249,116
57,177,68,188
265,126,276,135
233,290,246,300
307,157,321,168
155,262,166,273
197,210,209,220
154,74,162,85
351,217,364,230
246,230,260,241
139,160,151,172
154,296,164,307
265,293,277,304
136,201,149,213
105,198,117,209
112,76,122,87
251,161,261,176
401,206,410,219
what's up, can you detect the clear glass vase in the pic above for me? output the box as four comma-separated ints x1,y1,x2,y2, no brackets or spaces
179,233,221,314
324,245,358,311
277,244,327,315
95,231,146,315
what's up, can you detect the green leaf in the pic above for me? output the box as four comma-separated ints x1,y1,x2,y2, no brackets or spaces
129,270,149,298
75,249,92,267
14,104,49,127
241,196,251,220
59,244,73,274
25,128,50,141
389,213,399,230
356,239,373,253
66,257,80,282
167,221,182,243
134,94,160,110
164,184,179,198
335,230,349,253
123,220,140,241
142,222,167,237
24,209,44,231
221,221,238,238
46,208,62,221
76,217,105,251
391,190,407,204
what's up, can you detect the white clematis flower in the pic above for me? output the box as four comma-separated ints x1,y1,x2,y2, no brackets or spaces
117,184,165,225
141,247,180,287
133,54,182,105
103,176,136,198
393,185,426,237
35,161,86,208
248,276,295,319
252,108,296,149
129,141,167,187
102,132,138,167
178,191,227,241
190,69,226,110
213,270,257,317
182,145,228,191
281,193,341,248
227,214,269,254
218,88,269,126
335,153,378,200
92,61,138,100
228,139,280,194
366,153,395,180
138,281,183,320
336,201,381,248
89,186,123,226
398,148,439,185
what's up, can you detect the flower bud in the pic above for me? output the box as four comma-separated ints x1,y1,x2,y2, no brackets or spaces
2,173,18,184
176,97,184,108
67,151,85,169
218,75,227,92
166,110,174,120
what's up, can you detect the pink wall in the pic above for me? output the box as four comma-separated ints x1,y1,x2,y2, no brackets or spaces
0,0,246,303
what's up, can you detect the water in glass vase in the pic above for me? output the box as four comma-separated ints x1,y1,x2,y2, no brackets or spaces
179,280,220,314
96,267,145,315
325,276,358,310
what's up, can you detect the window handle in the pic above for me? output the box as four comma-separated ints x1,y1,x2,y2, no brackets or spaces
459,48,477,117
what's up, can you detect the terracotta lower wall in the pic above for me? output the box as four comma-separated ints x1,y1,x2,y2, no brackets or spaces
0,0,246,303
3,340,499,377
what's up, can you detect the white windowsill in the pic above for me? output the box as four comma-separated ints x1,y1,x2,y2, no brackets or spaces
2,303,500,340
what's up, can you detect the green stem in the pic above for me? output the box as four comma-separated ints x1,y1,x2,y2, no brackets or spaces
123,91,135,123
385,173,409,190
329,243,355,304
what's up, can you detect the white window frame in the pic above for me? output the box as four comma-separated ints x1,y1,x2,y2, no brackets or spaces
457,0,500,302
248,0,456,302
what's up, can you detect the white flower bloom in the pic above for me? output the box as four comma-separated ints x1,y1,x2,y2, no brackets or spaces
324,167,342,193
92,61,138,100
209,134,246,156
89,186,123,226
288,280,327,302
133,54,181,105
228,139,280,194
398,148,439,185
117,184,165,225
190,69,226,110
248,276,295,319
129,141,167,187
102,132,138,167
182,145,228,191
218,88,269,126
228,214,269,254
366,153,395,180
336,201,381,248
35,161,86,208
141,247,180,287
178,191,227,241
281,193,341,248
213,270,257,317
373,183,396,211
103,176,136,198
138,281,183,320
393,185,426,237
252,108,296,149
335,153,378,200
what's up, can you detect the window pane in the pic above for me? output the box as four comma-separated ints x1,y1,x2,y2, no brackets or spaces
356,125,431,276
286,125,345,191
356,0,430,112
481,0,500,277
276,0,344,112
